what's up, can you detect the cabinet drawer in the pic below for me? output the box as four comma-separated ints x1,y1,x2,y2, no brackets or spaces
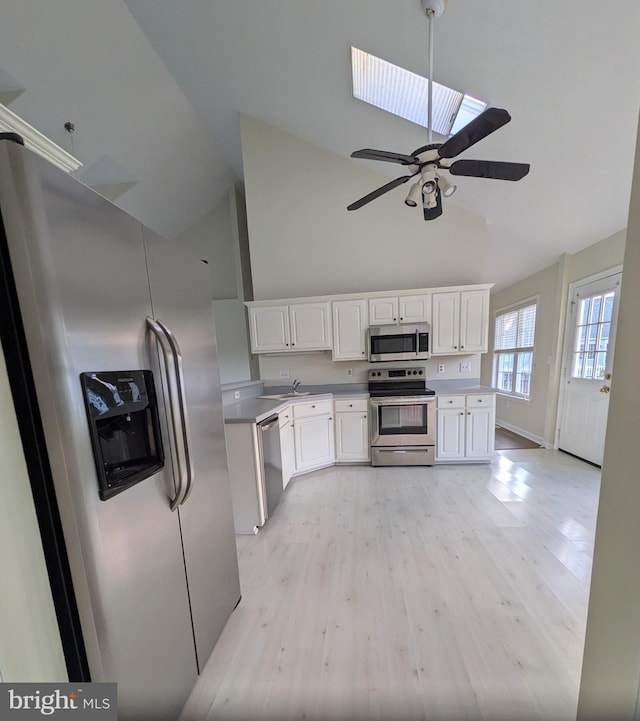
334,398,368,413
293,399,333,419
466,394,495,407
278,406,293,428
437,395,465,409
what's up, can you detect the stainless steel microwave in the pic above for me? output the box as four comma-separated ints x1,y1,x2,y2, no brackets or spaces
367,323,431,362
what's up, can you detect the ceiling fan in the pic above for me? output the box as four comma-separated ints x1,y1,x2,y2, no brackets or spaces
347,0,530,220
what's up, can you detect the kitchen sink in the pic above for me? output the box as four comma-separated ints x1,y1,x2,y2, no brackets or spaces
258,391,314,400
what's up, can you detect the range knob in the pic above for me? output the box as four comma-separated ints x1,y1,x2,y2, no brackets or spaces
419,369,424,375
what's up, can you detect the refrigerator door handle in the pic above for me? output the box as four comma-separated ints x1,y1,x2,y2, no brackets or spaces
146,317,190,510
156,319,195,506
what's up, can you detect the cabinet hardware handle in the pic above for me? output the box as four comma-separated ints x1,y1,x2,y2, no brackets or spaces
311,405,315,408
349,404,353,407
461,345,464,349
393,318,397,321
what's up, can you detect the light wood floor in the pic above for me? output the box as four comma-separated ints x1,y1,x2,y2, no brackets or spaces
181,450,600,721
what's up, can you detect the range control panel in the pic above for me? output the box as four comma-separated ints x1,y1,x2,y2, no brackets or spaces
369,366,426,380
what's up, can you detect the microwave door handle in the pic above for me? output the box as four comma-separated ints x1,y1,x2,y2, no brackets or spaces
156,319,195,506
146,317,188,510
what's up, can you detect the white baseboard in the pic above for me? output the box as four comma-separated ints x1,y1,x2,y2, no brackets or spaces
495,420,550,448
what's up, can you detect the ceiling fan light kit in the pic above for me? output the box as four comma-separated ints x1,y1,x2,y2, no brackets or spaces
347,0,530,220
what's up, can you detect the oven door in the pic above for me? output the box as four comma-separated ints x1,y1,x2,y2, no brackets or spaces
370,396,436,447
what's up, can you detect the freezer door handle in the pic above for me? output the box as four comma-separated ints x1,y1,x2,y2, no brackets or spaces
146,317,193,509
156,319,195,506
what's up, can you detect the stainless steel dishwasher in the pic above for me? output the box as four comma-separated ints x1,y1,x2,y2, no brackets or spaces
257,414,283,523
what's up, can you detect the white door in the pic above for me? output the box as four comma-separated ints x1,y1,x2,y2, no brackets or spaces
399,293,431,324
558,271,622,466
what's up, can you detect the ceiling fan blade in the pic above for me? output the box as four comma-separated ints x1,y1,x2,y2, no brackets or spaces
351,149,418,165
423,188,443,221
449,159,530,181
438,108,512,159
347,174,416,211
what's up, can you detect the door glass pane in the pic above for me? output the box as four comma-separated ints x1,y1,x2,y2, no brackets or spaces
589,296,602,324
572,289,615,379
602,293,614,322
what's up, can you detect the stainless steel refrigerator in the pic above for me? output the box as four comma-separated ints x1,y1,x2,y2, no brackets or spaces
0,138,241,719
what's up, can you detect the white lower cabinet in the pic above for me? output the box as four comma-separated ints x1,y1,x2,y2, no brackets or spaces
279,406,295,489
293,400,335,472
334,398,369,463
436,393,495,463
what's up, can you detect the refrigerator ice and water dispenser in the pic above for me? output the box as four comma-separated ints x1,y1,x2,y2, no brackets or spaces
80,370,164,500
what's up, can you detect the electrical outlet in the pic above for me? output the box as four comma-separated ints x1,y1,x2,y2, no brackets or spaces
437,363,445,373
347,368,353,377
234,390,241,400
279,369,290,380
460,362,472,373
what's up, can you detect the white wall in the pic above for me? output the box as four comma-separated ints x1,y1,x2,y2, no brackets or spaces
240,115,491,301
577,120,640,720
0,349,67,682
259,352,481,387
213,300,252,384
175,197,237,300
176,187,258,383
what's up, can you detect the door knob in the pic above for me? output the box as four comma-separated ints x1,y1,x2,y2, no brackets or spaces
599,385,610,394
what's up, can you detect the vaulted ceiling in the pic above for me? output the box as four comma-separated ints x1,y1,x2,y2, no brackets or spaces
2,1,640,289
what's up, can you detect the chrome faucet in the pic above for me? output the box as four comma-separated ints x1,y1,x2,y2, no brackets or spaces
291,379,302,393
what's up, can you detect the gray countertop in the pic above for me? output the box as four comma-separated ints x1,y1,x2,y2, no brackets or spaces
222,382,496,424
223,390,368,424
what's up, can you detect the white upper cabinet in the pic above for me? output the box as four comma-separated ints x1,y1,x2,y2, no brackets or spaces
431,292,460,354
369,293,431,326
289,302,332,350
248,305,290,352
247,284,490,355
369,297,399,325
332,299,368,361
432,289,489,355
249,302,331,353
399,293,432,324
459,289,489,353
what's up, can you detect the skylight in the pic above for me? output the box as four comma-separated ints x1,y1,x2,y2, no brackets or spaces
351,47,487,137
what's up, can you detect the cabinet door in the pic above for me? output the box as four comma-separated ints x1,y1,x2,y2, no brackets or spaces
399,293,431,324
294,415,335,471
332,299,368,361
249,306,290,352
431,292,460,355
280,421,296,489
289,302,332,350
369,297,399,325
465,407,494,459
335,412,370,462
436,408,465,460
460,289,489,353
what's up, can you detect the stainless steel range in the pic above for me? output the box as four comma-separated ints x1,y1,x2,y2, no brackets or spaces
369,367,436,466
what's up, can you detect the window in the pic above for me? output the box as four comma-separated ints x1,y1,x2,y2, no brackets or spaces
493,302,537,398
350,47,487,136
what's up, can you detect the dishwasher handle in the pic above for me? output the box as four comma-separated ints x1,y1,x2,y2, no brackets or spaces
259,415,279,432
